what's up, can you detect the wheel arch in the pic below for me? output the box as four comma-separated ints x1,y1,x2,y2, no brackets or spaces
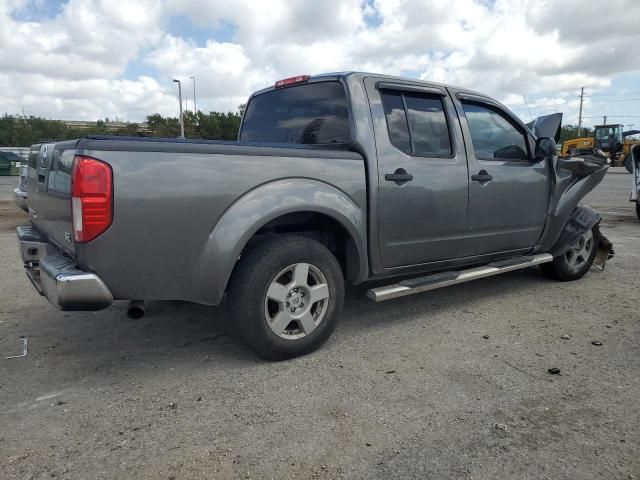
193,178,368,305
548,205,601,257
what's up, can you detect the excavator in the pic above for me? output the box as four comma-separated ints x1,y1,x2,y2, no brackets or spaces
561,124,640,172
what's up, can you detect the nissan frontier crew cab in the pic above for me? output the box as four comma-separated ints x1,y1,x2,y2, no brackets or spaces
16,72,612,360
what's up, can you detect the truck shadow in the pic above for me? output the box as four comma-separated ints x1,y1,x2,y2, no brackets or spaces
24,266,550,381
339,267,548,333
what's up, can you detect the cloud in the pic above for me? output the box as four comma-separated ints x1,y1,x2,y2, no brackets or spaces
1,0,639,125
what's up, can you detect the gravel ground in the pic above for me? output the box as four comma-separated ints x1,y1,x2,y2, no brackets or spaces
0,171,638,480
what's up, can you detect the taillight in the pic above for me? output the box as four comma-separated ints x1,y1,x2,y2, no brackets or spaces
71,155,113,242
274,75,310,88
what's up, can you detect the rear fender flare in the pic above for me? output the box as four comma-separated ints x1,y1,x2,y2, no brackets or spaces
193,178,367,305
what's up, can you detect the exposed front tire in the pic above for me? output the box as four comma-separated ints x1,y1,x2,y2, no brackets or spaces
228,236,344,360
542,227,598,281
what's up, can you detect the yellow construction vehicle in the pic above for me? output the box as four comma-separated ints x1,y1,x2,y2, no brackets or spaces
561,124,640,172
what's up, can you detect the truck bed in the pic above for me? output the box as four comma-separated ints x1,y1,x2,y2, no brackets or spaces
23,136,366,304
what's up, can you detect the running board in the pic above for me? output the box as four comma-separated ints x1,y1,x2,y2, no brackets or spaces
367,253,553,302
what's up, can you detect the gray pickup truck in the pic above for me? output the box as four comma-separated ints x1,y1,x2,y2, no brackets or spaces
16,72,612,359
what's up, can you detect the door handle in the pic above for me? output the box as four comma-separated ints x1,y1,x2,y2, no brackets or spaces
385,168,413,184
471,170,493,183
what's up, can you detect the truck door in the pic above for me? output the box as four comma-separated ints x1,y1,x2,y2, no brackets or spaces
451,92,550,256
364,77,469,268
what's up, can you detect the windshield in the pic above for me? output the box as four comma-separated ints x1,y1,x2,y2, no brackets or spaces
239,81,350,145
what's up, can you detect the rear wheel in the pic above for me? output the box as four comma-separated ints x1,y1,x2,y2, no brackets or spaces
636,201,640,221
228,236,344,360
542,227,597,281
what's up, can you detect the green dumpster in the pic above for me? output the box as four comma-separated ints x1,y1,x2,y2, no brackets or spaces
0,152,24,175
10,161,21,176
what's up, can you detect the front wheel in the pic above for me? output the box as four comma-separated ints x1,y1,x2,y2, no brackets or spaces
542,227,597,281
228,236,344,360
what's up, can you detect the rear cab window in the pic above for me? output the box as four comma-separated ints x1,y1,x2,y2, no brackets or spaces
380,90,452,157
239,81,350,145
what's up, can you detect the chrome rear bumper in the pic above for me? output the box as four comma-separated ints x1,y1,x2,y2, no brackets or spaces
17,225,112,311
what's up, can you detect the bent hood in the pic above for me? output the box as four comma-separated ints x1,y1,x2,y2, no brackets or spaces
527,113,563,143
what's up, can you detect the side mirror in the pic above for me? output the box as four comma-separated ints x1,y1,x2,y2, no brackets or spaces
535,136,556,161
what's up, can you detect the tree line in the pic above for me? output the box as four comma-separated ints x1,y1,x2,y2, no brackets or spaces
0,108,244,147
558,124,592,144
1,109,591,148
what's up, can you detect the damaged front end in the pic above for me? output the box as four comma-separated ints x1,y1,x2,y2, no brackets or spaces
549,205,614,271
538,147,614,269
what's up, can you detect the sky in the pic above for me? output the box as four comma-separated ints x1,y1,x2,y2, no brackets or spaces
1,0,640,128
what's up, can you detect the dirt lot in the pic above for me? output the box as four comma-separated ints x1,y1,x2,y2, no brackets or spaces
0,172,638,480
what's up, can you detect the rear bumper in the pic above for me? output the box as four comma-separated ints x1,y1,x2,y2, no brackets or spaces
13,187,27,212
17,224,113,311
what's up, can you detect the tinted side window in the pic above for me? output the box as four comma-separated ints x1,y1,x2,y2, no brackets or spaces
462,103,529,160
240,81,350,144
381,90,452,156
381,91,411,153
405,94,452,156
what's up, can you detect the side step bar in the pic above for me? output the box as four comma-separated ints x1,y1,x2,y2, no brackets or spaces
367,253,553,302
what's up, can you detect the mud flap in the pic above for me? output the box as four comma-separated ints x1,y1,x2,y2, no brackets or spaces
549,205,614,270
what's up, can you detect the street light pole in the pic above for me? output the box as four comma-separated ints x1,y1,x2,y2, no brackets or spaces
190,76,197,114
172,79,185,138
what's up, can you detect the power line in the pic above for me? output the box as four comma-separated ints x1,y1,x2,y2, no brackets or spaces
586,98,640,102
582,115,640,118
585,92,640,96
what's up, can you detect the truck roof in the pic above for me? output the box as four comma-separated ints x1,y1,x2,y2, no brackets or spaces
250,71,486,99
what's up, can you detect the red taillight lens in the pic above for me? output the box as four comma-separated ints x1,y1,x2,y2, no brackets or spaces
274,75,310,88
71,155,113,243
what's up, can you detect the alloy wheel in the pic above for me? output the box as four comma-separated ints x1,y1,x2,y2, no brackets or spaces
565,229,594,270
263,263,330,340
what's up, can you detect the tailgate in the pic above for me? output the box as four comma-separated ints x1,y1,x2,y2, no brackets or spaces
24,142,78,255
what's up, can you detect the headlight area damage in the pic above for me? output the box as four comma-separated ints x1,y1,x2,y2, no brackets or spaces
546,149,614,271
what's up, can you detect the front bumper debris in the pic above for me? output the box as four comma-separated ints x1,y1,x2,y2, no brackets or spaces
593,231,614,271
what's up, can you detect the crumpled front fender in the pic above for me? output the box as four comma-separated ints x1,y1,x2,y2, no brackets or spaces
549,205,614,270
549,205,601,257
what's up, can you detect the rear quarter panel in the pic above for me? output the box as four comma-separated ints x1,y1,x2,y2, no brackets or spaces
75,147,366,304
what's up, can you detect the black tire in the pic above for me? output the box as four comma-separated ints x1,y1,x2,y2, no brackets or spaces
228,236,344,360
542,227,598,281
623,155,632,174
636,201,640,221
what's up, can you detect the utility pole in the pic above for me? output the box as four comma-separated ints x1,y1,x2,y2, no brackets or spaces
577,87,585,137
172,79,185,138
190,76,197,114
603,115,607,125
